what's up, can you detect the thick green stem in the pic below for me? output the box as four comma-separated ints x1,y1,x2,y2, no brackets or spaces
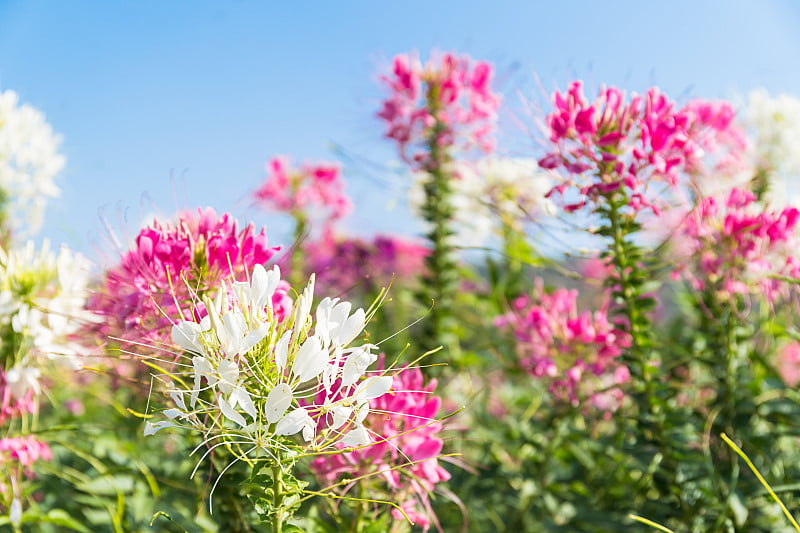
606,194,653,386
287,214,308,288
603,191,685,515
703,293,742,503
272,464,284,533
417,84,459,357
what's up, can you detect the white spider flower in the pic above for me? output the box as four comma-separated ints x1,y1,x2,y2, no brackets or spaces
0,240,94,398
0,90,64,236
739,89,800,207
144,264,395,482
409,156,554,248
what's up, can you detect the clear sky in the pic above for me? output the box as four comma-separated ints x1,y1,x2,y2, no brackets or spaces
1,1,800,258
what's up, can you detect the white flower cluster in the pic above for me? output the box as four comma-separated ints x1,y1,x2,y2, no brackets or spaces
743,89,800,206
746,89,800,176
0,240,94,398
410,157,554,248
0,90,64,236
145,264,392,458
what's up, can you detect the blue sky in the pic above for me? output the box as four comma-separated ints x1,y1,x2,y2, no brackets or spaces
1,1,800,258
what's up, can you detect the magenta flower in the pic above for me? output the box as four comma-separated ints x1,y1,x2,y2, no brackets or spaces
674,187,800,303
540,81,747,214
87,207,282,348
495,280,631,413
777,341,800,387
0,370,37,425
378,51,500,170
310,364,449,531
0,435,52,471
0,435,52,523
254,156,351,227
301,231,429,297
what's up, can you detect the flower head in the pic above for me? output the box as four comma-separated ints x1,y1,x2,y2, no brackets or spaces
254,156,351,228
674,187,800,303
409,157,554,247
0,240,94,419
378,51,500,170
87,208,282,348
0,91,64,237
539,81,746,214
496,280,631,413
144,264,396,502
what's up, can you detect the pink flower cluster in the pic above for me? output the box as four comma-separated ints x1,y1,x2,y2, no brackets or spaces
777,341,800,387
675,187,800,303
254,156,351,226
539,81,746,213
0,436,52,472
0,370,36,426
87,207,282,347
496,280,631,413
377,52,500,169
311,365,448,531
302,232,429,297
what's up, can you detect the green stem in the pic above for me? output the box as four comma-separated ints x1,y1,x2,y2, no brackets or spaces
604,190,683,514
288,214,308,288
417,84,459,358
606,193,653,387
272,464,284,533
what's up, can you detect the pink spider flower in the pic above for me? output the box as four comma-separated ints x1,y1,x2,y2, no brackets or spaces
539,81,747,214
0,435,52,522
302,231,429,298
674,187,800,303
0,436,52,472
777,341,800,388
254,156,351,227
495,280,631,413
0,370,37,425
377,51,500,170
310,364,449,531
87,207,283,348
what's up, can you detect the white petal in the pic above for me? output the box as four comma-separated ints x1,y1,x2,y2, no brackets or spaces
9,498,21,526
340,425,371,447
338,308,366,345
242,323,269,353
302,423,314,442
233,387,257,420
330,405,352,430
275,330,292,370
341,346,376,387
144,420,179,436
275,407,314,437
163,408,184,420
293,336,327,382
293,276,315,332
191,356,214,406
172,321,206,355
220,311,247,356
264,383,293,424
354,375,393,401
169,391,186,410
324,345,344,392
219,396,247,427
217,359,239,395
354,402,369,425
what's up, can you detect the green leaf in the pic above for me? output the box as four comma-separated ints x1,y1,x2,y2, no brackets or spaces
150,511,191,532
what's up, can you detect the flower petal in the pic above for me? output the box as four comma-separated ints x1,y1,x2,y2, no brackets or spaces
293,335,327,382
275,407,314,439
219,396,247,427
264,383,293,424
